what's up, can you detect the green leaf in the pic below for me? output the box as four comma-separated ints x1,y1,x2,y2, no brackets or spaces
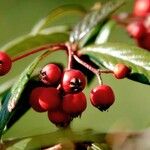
31,4,86,35
4,129,105,149
6,78,45,132
0,51,51,137
70,0,125,47
79,42,150,85
0,78,17,110
95,20,116,44
0,78,17,98
1,31,69,57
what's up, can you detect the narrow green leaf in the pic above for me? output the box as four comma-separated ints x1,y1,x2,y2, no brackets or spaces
1,31,69,57
79,42,150,85
70,0,125,47
0,78,17,109
6,78,45,132
95,20,116,44
0,51,51,137
0,78,17,97
31,4,86,35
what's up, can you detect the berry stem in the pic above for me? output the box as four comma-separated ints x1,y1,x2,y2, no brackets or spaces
96,73,103,85
73,54,103,85
73,54,98,75
11,43,67,62
65,42,73,70
99,70,113,74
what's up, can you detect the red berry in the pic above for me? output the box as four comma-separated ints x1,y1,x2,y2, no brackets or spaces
61,69,86,93
133,0,150,17
137,33,150,50
48,109,71,127
40,64,61,85
113,64,131,79
126,21,146,39
90,85,115,111
62,92,87,117
29,87,46,112
29,87,61,112
0,51,12,76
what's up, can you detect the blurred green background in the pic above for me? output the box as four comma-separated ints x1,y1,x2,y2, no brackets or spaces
0,0,149,141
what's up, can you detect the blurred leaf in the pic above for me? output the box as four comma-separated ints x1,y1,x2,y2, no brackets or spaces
4,129,105,149
31,4,86,35
70,0,125,47
0,51,51,137
90,143,109,150
79,42,150,85
1,31,69,57
95,20,116,44
0,78,17,97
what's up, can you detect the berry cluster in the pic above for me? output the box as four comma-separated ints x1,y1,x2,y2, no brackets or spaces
29,64,87,127
29,62,130,127
126,0,150,50
0,43,131,128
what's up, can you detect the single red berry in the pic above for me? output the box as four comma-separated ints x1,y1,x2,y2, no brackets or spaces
48,109,71,127
61,69,86,93
40,64,61,85
90,85,115,111
113,63,131,79
29,87,46,112
137,33,150,50
126,21,146,39
0,51,12,76
133,0,150,17
62,92,87,117
29,87,61,112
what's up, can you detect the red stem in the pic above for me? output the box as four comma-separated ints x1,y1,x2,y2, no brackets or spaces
65,42,73,70
73,54,99,74
11,43,67,62
73,54,113,85
99,70,113,74
73,54,103,84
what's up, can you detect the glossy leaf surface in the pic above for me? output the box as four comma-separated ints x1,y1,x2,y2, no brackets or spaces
79,42,150,85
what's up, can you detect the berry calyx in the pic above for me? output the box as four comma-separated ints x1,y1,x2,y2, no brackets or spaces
90,85,115,111
113,63,131,79
0,51,12,76
126,21,146,39
48,109,71,127
61,69,86,93
29,87,61,112
133,0,150,17
40,64,62,85
62,92,87,117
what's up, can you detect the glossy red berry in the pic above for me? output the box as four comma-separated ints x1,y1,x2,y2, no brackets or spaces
0,51,12,76
133,0,150,17
29,87,61,112
40,64,61,85
113,63,131,79
61,69,86,93
29,87,46,112
48,109,71,127
90,85,115,111
62,92,87,117
126,21,146,39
